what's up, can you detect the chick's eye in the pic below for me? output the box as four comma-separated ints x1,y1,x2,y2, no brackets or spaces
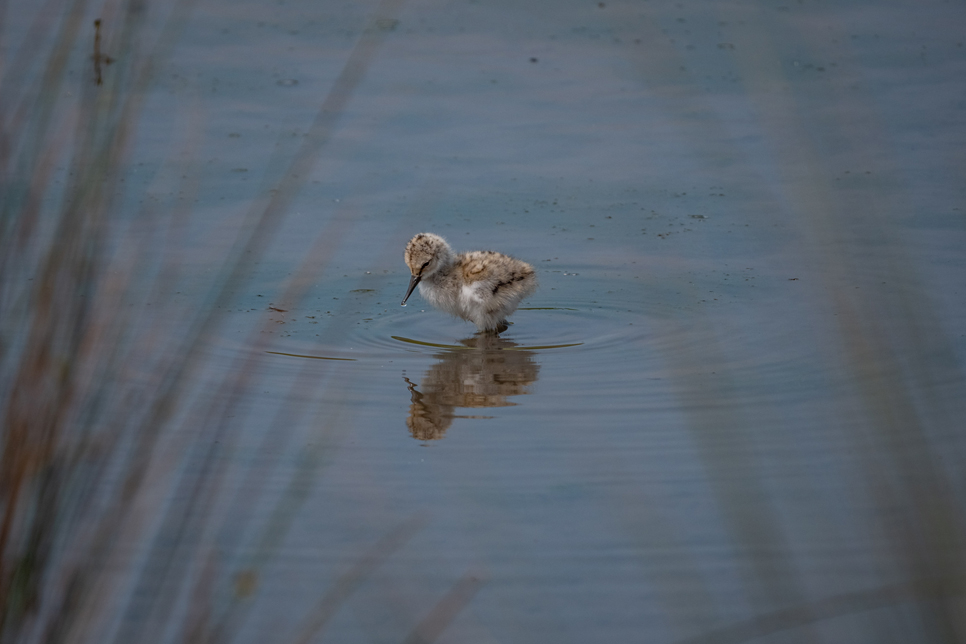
420,261,430,270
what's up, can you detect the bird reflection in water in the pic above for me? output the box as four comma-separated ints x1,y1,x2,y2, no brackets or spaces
404,334,540,440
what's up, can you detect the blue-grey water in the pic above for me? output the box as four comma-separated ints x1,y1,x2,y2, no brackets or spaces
2,0,965,643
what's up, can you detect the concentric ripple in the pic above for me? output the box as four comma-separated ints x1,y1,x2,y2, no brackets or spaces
201,271,883,416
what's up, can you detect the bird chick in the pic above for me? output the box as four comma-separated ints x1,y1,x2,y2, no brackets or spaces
402,233,537,333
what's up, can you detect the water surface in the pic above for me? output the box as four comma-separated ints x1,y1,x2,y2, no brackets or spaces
2,0,965,642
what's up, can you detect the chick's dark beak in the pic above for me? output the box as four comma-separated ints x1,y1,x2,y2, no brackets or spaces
401,274,421,306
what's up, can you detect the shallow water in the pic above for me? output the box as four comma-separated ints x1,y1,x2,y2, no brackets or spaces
3,0,966,642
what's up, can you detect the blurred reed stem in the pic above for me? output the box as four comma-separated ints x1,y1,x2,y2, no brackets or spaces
0,1,434,642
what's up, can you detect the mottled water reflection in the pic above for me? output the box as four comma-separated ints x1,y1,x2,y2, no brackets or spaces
404,335,539,441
